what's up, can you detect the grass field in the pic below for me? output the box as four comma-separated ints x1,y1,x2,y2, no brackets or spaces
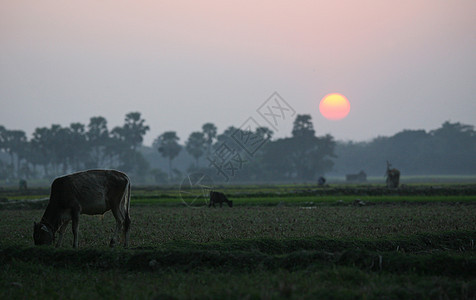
1,184,475,299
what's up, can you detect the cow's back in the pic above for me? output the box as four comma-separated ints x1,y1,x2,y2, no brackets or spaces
53,170,129,215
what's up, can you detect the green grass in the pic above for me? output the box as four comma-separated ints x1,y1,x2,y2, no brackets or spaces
131,194,476,207
2,227,475,299
1,185,475,299
2,182,476,202
3,205,475,246
3,261,473,299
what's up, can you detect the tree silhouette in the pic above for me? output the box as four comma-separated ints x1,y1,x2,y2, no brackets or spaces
0,126,6,152
69,123,88,171
3,129,28,177
105,112,150,172
255,127,274,140
333,121,476,175
108,126,129,167
292,114,315,137
42,124,69,174
156,131,182,179
30,127,52,176
53,125,74,174
262,115,336,180
291,114,319,179
86,116,109,168
185,131,206,167
122,112,150,151
428,121,475,173
202,123,217,156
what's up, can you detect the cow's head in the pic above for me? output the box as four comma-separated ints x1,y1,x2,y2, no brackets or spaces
33,222,54,246
227,200,233,208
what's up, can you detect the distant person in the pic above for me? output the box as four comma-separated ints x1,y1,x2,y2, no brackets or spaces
385,161,400,188
318,176,326,186
19,179,28,191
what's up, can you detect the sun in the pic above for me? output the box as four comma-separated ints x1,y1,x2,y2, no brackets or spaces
319,93,351,120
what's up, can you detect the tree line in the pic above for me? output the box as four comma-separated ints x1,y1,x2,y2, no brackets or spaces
142,114,336,183
0,112,151,181
0,112,336,183
333,121,476,176
1,112,474,184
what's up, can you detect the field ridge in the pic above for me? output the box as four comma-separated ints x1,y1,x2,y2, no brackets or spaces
2,231,474,278
160,230,476,254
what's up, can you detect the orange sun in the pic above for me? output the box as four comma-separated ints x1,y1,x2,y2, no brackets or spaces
319,93,351,120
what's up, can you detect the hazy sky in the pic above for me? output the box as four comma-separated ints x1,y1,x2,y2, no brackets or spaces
1,0,475,145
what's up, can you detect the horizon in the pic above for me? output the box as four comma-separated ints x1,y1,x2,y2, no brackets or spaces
0,111,470,148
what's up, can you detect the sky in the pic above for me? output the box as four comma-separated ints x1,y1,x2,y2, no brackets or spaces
1,0,475,146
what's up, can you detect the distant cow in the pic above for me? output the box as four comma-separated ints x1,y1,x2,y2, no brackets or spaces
346,171,367,183
209,191,232,208
33,170,131,248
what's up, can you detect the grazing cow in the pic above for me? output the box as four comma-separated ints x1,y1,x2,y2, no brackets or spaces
209,191,232,208
33,170,131,248
385,161,400,189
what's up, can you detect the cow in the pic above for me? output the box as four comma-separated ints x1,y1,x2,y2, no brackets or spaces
346,170,367,183
209,191,232,208
385,161,400,189
33,170,131,248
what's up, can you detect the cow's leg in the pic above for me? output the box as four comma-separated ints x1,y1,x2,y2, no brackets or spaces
56,220,70,248
110,207,125,247
71,210,80,248
110,219,123,247
124,211,131,247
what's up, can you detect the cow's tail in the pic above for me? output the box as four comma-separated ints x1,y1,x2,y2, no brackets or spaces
124,180,131,234
117,175,131,248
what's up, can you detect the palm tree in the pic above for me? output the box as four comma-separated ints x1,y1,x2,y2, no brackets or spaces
3,129,27,178
185,132,206,167
86,116,109,168
202,123,217,157
156,131,182,179
122,112,150,151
